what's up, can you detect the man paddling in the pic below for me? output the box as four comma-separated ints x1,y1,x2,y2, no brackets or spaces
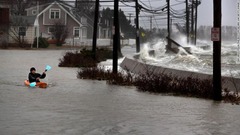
28,67,46,83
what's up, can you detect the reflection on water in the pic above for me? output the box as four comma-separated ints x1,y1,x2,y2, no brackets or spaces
0,49,240,135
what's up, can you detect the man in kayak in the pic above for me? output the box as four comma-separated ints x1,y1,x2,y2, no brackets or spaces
28,67,46,83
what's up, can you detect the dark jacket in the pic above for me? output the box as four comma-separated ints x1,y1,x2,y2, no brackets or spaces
28,72,46,83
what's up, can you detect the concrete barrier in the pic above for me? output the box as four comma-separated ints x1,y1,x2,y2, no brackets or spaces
120,57,240,91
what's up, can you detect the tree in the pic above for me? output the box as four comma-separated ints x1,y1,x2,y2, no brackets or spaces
7,0,55,15
8,16,30,47
76,0,95,16
101,8,135,39
52,21,69,46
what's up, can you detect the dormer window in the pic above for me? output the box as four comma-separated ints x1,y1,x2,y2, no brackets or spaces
50,9,60,19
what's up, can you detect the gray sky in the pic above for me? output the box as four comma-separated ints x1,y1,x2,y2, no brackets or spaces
133,0,239,28
66,0,238,28
198,0,237,26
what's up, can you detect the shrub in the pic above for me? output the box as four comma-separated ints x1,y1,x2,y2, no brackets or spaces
0,40,8,49
59,48,114,68
59,51,97,67
33,37,49,48
134,73,214,99
78,66,240,104
77,67,135,86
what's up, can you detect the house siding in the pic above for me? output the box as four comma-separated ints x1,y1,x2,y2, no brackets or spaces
43,4,66,25
8,26,35,44
23,1,99,46
66,15,80,39
26,4,50,16
38,14,49,38
37,12,80,39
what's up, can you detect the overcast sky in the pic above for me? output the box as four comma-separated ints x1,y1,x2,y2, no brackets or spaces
66,0,238,27
198,0,237,26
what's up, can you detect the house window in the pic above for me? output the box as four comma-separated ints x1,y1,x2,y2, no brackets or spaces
105,20,109,26
103,29,107,38
82,27,87,38
73,27,80,37
32,10,37,15
18,26,26,36
48,27,55,33
50,9,60,19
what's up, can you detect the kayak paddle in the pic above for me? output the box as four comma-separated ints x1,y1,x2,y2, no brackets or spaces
45,65,52,72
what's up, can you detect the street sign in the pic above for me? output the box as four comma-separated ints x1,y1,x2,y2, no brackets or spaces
211,27,220,41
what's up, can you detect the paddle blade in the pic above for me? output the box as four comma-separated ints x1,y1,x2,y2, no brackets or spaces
29,82,36,87
45,65,52,71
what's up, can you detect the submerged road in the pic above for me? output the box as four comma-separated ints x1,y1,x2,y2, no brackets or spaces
0,49,240,135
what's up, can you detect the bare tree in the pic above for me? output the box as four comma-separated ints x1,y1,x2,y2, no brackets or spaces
75,0,95,15
52,21,69,46
0,25,9,48
8,16,30,47
7,0,55,15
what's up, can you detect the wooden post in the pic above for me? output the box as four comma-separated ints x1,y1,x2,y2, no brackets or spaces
92,0,99,60
113,0,120,73
213,0,222,101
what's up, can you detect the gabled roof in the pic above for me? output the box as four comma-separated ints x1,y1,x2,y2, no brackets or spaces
25,1,94,28
38,1,82,26
57,1,94,28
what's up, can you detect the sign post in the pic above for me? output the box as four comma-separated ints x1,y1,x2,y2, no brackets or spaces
237,0,240,62
212,0,222,101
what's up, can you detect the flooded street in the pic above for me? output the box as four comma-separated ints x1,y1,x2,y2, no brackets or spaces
1,49,240,135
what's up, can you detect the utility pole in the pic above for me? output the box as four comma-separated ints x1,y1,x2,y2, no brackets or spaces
92,0,99,60
36,1,39,48
191,0,194,44
135,0,140,52
113,0,120,73
150,16,152,31
194,0,200,45
213,0,222,101
167,0,171,50
186,0,189,44
128,13,132,23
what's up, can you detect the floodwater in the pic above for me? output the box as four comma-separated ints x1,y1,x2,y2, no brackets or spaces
1,49,240,135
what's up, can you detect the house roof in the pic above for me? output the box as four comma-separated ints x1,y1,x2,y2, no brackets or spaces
39,1,84,26
11,16,36,26
0,0,10,8
25,1,94,28
25,3,50,11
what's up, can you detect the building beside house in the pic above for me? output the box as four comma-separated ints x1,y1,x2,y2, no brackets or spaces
8,16,36,46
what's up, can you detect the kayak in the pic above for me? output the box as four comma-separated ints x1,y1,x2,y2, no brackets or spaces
24,80,47,88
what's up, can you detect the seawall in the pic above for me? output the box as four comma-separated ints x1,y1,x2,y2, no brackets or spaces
120,57,240,91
